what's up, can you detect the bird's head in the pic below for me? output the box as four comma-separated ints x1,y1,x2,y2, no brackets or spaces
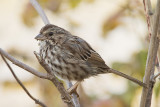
35,24,70,41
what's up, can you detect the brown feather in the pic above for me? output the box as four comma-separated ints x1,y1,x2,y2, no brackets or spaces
62,35,108,69
37,24,110,81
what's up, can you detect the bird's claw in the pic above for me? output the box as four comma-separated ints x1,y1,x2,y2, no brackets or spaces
67,82,80,97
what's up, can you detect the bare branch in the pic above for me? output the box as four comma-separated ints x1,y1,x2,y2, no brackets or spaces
143,0,153,36
156,3,160,80
0,48,48,79
154,73,160,80
153,67,160,80
34,52,74,107
0,48,75,106
66,81,80,107
109,69,147,87
1,55,47,107
140,0,160,107
29,0,80,106
30,0,50,24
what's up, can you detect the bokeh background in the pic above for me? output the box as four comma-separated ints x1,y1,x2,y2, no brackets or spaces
0,0,160,107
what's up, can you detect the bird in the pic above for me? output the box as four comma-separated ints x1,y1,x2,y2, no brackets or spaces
35,24,145,93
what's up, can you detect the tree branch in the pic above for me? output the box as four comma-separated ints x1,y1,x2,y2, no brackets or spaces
1,55,47,107
140,0,160,107
34,52,74,107
0,48,48,79
109,69,146,87
143,0,153,37
29,0,50,24
156,6,160,80
0,48,75,107
66,81,80,107
154,67,160,79
29,0,80,106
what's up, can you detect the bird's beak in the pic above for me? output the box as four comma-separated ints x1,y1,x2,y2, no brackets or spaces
35,34,46,40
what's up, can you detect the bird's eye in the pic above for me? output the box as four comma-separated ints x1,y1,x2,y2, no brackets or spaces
49,32,53,36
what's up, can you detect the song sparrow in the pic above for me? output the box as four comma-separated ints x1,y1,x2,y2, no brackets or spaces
35,24,142,85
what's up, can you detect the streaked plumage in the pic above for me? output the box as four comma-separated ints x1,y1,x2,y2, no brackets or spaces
35,24,111,81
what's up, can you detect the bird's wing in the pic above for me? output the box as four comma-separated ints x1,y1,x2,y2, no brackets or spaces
62,36,107,69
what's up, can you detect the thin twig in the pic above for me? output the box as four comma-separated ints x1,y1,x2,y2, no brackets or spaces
34,52,74,107
30,0,50,24
154,72,160,80
109,68,146,87
1,55,47,107
0,48,48,79
143,0,153,37
154,67,160,79
0,48,75,106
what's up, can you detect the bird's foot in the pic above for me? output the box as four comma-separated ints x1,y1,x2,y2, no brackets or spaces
67,82,80,97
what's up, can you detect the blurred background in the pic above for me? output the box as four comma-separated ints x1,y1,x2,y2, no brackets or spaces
0,0,160,107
